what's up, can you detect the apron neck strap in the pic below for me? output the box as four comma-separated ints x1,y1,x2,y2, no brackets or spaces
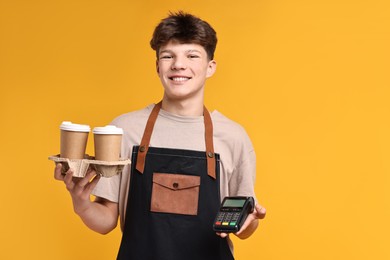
135,101,216,179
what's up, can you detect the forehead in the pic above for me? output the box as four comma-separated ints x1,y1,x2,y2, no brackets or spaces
158,40,207,54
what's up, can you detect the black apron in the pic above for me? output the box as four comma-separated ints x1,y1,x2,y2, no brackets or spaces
117,102,234,260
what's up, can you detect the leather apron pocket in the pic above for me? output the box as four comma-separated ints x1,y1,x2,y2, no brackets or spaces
151,173,201,215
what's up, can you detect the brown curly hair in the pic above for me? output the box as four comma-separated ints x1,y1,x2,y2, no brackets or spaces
150,11,217,60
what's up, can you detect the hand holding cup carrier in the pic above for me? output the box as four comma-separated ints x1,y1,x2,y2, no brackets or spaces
50,121,130,178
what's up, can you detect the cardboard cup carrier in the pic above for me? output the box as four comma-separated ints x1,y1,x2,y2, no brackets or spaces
49,122,130,178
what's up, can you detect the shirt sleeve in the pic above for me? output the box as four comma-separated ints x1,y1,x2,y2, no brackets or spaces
229,148,257,201
227,124,257,202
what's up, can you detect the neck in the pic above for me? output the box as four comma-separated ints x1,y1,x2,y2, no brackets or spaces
161,96,204,116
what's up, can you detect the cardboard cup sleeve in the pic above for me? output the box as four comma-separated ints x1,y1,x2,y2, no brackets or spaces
48,155,131,178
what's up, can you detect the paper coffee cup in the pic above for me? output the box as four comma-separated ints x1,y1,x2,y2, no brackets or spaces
60,121,90,159
93,125,123,161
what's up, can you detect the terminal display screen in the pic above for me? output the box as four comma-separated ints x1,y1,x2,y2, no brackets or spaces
222,199,246,208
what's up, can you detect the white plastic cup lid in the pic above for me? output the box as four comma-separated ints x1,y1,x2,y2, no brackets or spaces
60,121,90,132
93,125,123,135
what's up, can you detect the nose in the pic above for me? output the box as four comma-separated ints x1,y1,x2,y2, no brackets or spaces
171,56,187,70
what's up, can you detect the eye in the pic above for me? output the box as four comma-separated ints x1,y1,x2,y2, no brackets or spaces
188,54,200,59
159,55,173,60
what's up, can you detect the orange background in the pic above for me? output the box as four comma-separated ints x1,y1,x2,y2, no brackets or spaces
1,0,389,259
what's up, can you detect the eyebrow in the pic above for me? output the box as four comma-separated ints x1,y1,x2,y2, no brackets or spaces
187,49,202,54
159,49,202,55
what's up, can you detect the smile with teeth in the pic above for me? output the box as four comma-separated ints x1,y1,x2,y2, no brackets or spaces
170,76,191,82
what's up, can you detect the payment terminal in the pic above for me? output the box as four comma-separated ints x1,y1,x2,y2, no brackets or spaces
213,196,255,233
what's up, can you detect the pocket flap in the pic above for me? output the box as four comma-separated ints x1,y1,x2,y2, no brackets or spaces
153,173,200,191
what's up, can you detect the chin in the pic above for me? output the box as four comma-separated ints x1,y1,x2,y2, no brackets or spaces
165,93,191,101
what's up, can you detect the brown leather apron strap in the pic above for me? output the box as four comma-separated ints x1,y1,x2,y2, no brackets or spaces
203,106,216,179
135,101,162,174
135,101,216,179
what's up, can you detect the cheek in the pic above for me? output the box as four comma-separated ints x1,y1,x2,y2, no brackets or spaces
156,64,165,77
157,62,170,74
201,67,210,77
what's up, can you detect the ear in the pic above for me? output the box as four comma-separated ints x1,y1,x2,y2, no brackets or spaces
156,60,159,74
206,60,217,78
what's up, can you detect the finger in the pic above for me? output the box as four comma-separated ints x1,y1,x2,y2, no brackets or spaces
63,169,75,190
255,204,266,219
75,169,97,189
54,163,64,180
216,232,228,238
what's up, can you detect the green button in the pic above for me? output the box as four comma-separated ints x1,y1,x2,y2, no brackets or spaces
229,222,236,226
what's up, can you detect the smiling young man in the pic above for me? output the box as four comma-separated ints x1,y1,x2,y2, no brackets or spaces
54,11,265,260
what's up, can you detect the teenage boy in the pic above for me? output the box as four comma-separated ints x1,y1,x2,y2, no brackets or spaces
54,11,266,260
